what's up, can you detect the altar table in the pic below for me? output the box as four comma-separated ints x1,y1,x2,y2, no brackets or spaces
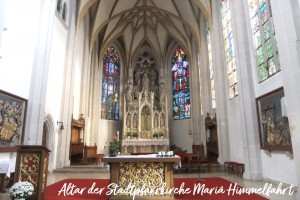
102,154,180,200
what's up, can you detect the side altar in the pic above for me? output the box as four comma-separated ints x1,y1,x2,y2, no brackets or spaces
102,155,180,200
122,51,169,153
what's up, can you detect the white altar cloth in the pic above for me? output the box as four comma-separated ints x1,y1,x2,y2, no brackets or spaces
0,161,15,177
122,139,169,146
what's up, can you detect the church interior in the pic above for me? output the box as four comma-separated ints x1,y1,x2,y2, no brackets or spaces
0,0,300,199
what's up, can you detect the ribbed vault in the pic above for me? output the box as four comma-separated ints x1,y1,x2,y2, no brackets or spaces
77,0,211,63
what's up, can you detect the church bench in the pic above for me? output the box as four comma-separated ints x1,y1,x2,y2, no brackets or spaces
174,151,189,173
224,161,245,177
82,144,104,165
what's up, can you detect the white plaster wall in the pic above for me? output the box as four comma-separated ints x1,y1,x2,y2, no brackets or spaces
73,19,85,120
44,14,68,170
0,0,50,166
0,0,7,56
254,0,299,187
261,152,296,185
0,0,40,98
171,121,193,152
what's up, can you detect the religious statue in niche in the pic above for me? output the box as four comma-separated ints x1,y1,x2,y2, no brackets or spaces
126,114,131,129
142,73,149,92
126,82,133,103
160,85,165,102
160,116,165,128
154,115,158,128
135,72,141,87
133,114,137,129
141,106,150,131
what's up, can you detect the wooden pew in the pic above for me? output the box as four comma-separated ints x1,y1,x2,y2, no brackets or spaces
82,144,104,165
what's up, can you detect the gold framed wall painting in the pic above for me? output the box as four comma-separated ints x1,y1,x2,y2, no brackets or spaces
256,87,292,152
0,89,27,151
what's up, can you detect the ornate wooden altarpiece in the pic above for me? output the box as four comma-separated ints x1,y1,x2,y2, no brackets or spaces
15,145,50,200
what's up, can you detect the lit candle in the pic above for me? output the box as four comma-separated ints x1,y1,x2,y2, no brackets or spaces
117,131,119,141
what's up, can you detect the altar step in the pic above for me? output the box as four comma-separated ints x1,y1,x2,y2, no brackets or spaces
53,165,109,173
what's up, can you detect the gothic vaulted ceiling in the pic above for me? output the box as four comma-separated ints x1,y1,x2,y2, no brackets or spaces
77,0,211,62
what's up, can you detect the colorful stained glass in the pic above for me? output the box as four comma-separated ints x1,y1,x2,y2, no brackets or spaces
253,31,262,48
277,53,281,69
259,3,268,24
259,63,268,80
256,47,264,64
259,0,265,8
221,0,238,99
267,58,276,75
251,14,260,33
101,47,120,120
263,23,270,40
248,0,280,82
171,47,191,119
248,0,258,18
265,39,273,58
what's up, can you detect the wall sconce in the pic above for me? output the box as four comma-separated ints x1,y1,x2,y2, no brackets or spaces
57,121,64,130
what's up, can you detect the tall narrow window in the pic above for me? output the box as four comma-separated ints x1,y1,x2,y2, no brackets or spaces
101,47,120,120
56,0,62,13
247,0,280,81
220,0,238,99
207,25,216,109
172,47,191,119
62,2,67,21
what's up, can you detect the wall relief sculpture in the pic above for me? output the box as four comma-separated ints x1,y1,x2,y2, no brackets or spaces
256,87,292,152
0,90,27,151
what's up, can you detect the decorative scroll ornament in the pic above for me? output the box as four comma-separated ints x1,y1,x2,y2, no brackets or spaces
19,154,39,193
119,162,165,196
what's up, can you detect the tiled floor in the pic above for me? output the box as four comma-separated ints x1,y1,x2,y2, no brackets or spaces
1,166,297,200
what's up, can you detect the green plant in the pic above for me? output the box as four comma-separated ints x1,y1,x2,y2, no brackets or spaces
132,132,138,138
158,132,163,137
107,140,121,152
105,135,121,153
153,132,158,138
169,144,182,152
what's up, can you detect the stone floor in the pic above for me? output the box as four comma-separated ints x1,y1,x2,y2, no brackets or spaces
0,165,297,200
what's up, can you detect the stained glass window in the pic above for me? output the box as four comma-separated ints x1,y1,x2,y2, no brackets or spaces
172,47,191,119
101,47,120,120
207,25,216,109
248,0,280,81
220,0,238,99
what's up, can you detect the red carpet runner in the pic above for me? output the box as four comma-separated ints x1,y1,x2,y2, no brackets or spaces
45,177,269,200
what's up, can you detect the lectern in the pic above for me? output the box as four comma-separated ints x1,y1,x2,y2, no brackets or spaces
14,145,50,200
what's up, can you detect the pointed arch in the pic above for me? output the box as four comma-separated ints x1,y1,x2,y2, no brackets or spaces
43,113,55,171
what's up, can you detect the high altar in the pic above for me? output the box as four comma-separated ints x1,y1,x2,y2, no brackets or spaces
122,51,169,153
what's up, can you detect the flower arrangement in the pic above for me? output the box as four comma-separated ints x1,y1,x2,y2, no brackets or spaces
153,132,158,138
131,132,138,138
127,132,132,138
158,132,164,138
105,134,121,156
9,181,34,200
